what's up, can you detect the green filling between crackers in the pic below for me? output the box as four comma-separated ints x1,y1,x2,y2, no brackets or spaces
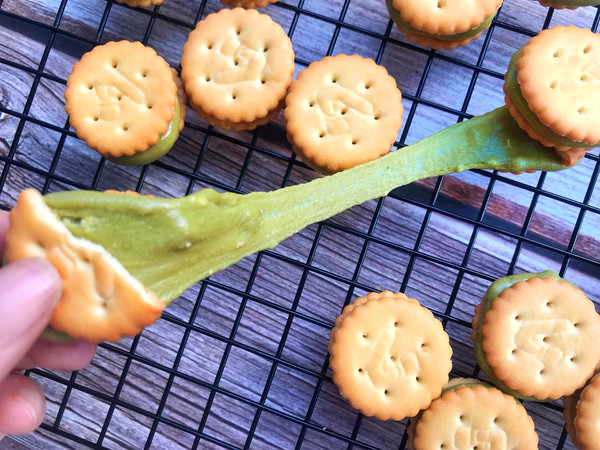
385,0,496,42
107,98,182,166
40,107,567,306
472,270,566,401
505,51,598,149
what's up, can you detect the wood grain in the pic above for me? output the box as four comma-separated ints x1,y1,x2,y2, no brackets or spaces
1,0,599,449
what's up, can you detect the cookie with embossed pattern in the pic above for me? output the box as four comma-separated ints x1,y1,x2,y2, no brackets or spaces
385,0,503,50
181,8,294,130
285,54,403,173
411,380,538,450
328,291,452,420
472,272,600,400
503,26,600,166
64,41,180,164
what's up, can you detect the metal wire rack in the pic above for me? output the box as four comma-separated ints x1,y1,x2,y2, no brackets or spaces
1,0,599,448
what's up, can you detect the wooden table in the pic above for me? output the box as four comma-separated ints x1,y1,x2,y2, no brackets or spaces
1,0,599,448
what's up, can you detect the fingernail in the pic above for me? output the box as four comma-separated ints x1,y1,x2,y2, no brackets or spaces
15,384,45,428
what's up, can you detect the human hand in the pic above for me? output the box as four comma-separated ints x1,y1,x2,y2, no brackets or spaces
0,211,96,440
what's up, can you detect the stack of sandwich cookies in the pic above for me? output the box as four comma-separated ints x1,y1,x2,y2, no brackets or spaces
285,54,403,174
181,8,294,131
409,378,539,450
64,41,182,166
504,26,600,166
385,0,503,50
328,291,452,421
472,271,600,401
563,372,600,449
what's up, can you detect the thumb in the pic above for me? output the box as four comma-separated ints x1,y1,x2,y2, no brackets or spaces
0,258,61,378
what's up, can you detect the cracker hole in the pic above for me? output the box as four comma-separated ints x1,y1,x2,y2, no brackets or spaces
308,101,315,107
352,139,358,146
147,104,153,110
543,336,549,343
232,93,238,100
341,109,347,115
208,43,213,50
570,356,577,363
263,46,269,53
234,59,239,66
358,368,363,373
122,125,129,132
515,314,521,321
88,84,93,90
142,71,148,78
236,29,241,36
374,115,380,120
362,332,368,339
421,342,429,351
574,322,581,328
261,79,266,85
365,82,371,90
319,132,325,138
415,376,421,382
584,46,592,54
553,51,561,58
93,116,99,122
206,76,212,82
394,321,399,327
540,369,546,375
578,107,586,115
546,301,553,308
332,76,338,84
112,62,118,69
117,95,122,101
437,0,444,7
550,81,558,89
390,355,395,361
459,415,464,422
493,417,498,423
384,389,389,395
511,349,517,355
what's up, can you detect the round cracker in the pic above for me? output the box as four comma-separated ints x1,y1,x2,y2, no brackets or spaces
412,384,538,449
329,292,452,420
517,26,600,146
285,54,403,173
64,41,177,157
574,373,600,449
391,0,502,36
481,277,600,400
181,8,294,125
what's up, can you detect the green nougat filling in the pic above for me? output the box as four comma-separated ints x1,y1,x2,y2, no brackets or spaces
107,98,181,166
472,270,564,401
505,51,597,149
385,0,496,41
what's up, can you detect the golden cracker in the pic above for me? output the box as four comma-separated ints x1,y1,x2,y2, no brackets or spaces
64,41,177,157
517,26,600,146
391,0,502,36
181,8,294,127
481,277,600,399
329,292,452,420
404,30,484,51
573,373,600,449
190,97,283,131
412,384,538,449
285,54,403,173
5,189,165,343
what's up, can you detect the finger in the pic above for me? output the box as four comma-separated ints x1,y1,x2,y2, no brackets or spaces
0,258,61,379
0,210,9,261
0,373,45,435
16,339,97,372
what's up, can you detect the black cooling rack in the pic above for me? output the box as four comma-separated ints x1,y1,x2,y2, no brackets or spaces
1,0,600,448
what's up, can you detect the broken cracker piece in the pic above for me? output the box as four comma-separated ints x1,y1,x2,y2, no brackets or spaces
5,189,165,343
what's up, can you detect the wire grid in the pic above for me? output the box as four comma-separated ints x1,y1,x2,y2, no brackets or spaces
1,0,600,448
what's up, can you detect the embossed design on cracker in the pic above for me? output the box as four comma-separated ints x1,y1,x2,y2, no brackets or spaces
285,54,403,173
5,189,165,343
329,291,452,420
181,8,294,130
64,40,178,158
411,383,538,450
386,0,502,50
504,26,600,164
477,276,600,400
